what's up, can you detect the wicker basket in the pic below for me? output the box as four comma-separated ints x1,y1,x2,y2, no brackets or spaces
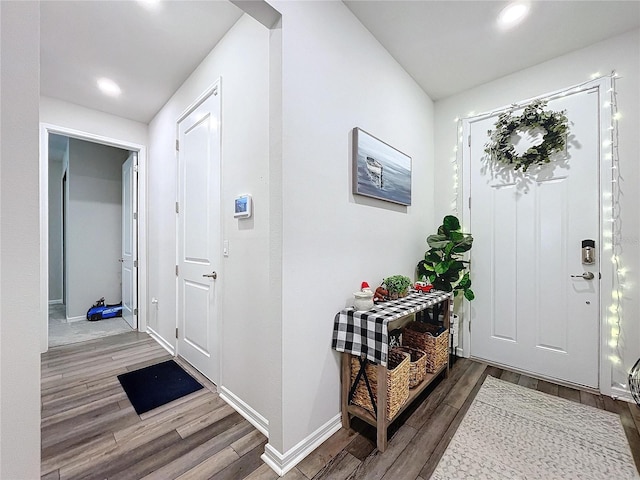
402,321,448,373
350,349,410,420
394,346,427,388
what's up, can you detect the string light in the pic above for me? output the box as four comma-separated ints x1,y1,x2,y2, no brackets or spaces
451,118,463,215
607,70,627,390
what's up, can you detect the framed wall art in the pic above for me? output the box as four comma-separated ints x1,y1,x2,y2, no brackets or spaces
352,127,411,206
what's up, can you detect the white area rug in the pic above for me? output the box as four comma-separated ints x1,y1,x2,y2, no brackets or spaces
432,375,639,480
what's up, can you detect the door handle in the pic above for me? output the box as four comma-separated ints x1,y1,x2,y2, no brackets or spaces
202,271,218,279
118,258,124,263
571,272,594,280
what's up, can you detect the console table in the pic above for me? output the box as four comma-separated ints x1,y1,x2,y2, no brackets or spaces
332,290,452,452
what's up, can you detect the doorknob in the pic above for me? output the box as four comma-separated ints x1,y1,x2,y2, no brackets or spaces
571,272,594,280
202,271,218,279
118,258,124,263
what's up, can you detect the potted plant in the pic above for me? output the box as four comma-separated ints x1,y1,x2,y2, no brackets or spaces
417,215,474,301
384,275,412,299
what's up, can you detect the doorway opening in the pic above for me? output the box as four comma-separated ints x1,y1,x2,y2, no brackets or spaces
40,124,147,351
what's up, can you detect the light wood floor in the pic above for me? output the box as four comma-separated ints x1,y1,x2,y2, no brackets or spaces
42,332,640,479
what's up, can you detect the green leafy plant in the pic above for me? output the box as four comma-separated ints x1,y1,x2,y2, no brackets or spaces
484,100,569,172
417,215,474,301
383,275,412,296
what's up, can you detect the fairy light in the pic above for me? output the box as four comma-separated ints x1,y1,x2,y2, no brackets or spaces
450,118,464,215
606,70,627,390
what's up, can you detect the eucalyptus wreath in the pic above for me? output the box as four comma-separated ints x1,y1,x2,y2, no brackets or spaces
484,100,569,172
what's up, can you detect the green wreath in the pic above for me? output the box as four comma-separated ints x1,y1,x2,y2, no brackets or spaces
484,100,569,172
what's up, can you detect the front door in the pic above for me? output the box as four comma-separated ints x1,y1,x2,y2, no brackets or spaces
467,85,602,388
177,85,221,384
121,152,137,329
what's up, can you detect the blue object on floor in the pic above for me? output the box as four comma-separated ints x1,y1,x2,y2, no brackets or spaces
87,297,123,321
117,360,204,415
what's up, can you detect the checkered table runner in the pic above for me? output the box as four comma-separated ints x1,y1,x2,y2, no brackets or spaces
332,290,453,367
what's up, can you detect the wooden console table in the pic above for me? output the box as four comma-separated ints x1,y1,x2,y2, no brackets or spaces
332,290,452,452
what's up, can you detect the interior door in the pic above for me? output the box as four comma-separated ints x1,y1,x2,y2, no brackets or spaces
121,152,137,329
177,86,221,384
468,87,600,388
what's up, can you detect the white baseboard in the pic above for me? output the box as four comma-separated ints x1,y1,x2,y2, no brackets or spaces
261,413,342,476
66,315,85,323
146,326,175,356
48,299,63,305
219,386,269,437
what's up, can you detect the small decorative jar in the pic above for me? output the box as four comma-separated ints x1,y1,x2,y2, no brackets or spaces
353,291,374,311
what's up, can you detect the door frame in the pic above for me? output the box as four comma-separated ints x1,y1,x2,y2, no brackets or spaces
461,77,617,397
39,123,147,352
174,80,223,384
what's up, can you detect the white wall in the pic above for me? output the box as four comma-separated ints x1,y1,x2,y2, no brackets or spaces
434,29,640,394
48,156,64,302
66,139,127,319
147,13,276,427
40,97,148,147
0,1,41,477
270,0,435,456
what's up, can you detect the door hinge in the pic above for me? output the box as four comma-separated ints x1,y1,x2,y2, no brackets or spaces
175,327,179,339
468,197,471,209
468,321,471,333
133,308,138,316
133,212,137,220
175,202,179,214
468,135,471,147
133,260,138,268
175,139,179,151
175,265,179,276
133,164,139,173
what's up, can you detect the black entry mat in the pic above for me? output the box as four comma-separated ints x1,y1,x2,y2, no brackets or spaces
117,360,204,415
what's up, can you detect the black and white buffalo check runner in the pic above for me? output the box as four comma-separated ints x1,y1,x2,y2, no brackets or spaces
332,290,452,366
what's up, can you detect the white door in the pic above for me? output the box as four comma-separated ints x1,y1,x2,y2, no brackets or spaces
121,152,137,329
467,87,601,388
177,86,221,384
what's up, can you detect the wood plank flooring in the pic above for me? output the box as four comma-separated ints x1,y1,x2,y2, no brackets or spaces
42,333,640,479
41,332,266,480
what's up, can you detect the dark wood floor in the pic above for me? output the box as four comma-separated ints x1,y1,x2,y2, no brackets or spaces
42,332,640,480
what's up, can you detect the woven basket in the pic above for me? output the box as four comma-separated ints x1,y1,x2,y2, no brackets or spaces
350,349,410,420
402,321,448,373
394,346,427,388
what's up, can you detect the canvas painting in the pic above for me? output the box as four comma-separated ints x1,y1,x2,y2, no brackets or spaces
353,128,411,206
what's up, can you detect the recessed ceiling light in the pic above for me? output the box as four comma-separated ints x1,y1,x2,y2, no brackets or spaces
137,0,161,11
97,78,121,97
497,2,530,29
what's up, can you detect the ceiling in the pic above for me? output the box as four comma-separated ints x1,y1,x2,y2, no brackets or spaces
40,1,640,124
344,1,640,100
40,1,243,123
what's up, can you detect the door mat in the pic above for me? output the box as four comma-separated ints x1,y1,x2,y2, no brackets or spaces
431,375,639,479
117,360,204,415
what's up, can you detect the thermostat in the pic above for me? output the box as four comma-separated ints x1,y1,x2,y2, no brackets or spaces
234,194,252,218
